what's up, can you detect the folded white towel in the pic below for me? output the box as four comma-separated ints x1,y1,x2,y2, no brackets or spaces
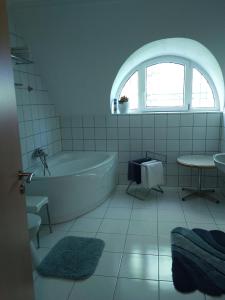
141,160,164,189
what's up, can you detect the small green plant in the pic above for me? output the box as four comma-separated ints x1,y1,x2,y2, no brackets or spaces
119,96,128,104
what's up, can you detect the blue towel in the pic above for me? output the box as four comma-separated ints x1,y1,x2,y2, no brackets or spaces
128,158,152,184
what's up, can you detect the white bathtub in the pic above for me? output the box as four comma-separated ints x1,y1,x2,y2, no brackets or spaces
27,151,118,223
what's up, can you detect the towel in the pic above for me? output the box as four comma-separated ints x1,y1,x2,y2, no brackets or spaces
128,158,152,184
141,160,164,189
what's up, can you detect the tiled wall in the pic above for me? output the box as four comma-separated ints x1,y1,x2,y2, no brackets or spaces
60,112,222,187
10,32,62,169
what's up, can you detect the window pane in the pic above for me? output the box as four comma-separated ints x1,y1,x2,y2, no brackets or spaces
146,63,184,107
120,72,138,110
192,68,215,108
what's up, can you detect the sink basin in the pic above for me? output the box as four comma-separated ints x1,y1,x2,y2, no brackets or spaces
213,153,225,173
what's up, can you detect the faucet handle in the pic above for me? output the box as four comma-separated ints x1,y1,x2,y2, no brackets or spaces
18,171,34,183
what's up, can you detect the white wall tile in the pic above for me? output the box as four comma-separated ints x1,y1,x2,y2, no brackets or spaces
168,113,180,127
130,128,142,139
95,140,107,151
193,127,206,139
130,140,142,151
83,128,95,139
142,115,154,127
107,140,118,151
155,114,167,127
118,116,129,127
106,115,117,127
73,140,84,151
180,127,193,139
155,128,167,140
72,128,83,139
72,116,82,127
207,112,221,127
118,128,130,139
180,113,193,126
167,140,179,151
129,115,142,127
83,115,94,127
142,128,154,139
119,140,130,151
94,115,106,127
95,128,106,139
62,140,73,151
193,140,205,151
107,128,118,139
194,113,207,126
206,127,220,139
167,127,179,139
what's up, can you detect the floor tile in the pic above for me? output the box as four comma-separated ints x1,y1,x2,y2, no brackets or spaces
68,276,117,300
128,220,157,236
98,219,129,234
133,198,157,209
94,252,122,277
114,278,158,300
159,255,172,281
159,281,205,299
158,209,185,222
82,205,108,218
41,220,74,232
96,233,126,252
109,193,133,208
105,207,131,219
187,223,218,230
34,277,74,300
39,230,66,248
124,234,158,255
119,253,158,280
131,208,157,221
37,247,50,261
67,231,96,238
184,212,214,223
158,221,187,237
69,218,102,233
158,235,172,256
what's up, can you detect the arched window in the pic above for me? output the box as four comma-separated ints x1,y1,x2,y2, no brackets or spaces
111,38,224,113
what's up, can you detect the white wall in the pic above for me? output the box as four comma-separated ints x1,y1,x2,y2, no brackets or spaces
10,0,225,116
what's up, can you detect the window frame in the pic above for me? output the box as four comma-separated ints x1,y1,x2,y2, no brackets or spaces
115,55,219,113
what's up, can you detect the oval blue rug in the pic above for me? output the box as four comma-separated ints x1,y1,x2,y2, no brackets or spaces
37,236,105,280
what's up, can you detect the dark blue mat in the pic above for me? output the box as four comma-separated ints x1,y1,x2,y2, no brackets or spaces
171,227,225,296
37,236,105,280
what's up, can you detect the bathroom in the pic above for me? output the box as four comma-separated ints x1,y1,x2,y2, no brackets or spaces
1,0,225,299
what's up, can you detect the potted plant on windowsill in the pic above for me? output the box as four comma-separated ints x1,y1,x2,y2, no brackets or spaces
118,96,129,114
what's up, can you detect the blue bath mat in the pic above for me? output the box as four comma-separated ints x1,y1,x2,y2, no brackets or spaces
37,236,105,280
171,227,225,296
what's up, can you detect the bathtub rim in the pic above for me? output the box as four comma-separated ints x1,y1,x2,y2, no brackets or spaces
28,151,118,180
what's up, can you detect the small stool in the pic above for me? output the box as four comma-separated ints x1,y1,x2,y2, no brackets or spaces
26,195,53,247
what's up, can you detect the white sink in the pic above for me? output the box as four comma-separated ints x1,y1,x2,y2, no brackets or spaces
213,153,225,173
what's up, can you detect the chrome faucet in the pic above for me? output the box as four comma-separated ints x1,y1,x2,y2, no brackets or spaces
32,148,51,176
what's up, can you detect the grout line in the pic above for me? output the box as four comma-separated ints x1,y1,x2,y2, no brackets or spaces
112,187,135,300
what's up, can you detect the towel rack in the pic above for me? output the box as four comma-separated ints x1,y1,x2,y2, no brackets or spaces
126,151,166,200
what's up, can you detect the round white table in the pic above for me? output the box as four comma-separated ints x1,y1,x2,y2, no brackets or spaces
177,154,219,203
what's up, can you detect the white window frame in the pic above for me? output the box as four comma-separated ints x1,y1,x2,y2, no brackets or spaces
115,55,220,113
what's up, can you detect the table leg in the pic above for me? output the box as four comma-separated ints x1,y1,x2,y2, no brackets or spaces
181,167,218,202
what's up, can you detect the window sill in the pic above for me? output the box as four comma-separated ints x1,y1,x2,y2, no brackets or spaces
111,110,221,115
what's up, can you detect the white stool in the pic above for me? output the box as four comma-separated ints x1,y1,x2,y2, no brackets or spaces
26,195,53,247
27,213,41,268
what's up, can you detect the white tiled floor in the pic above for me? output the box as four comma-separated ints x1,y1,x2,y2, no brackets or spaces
34,185,225,300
